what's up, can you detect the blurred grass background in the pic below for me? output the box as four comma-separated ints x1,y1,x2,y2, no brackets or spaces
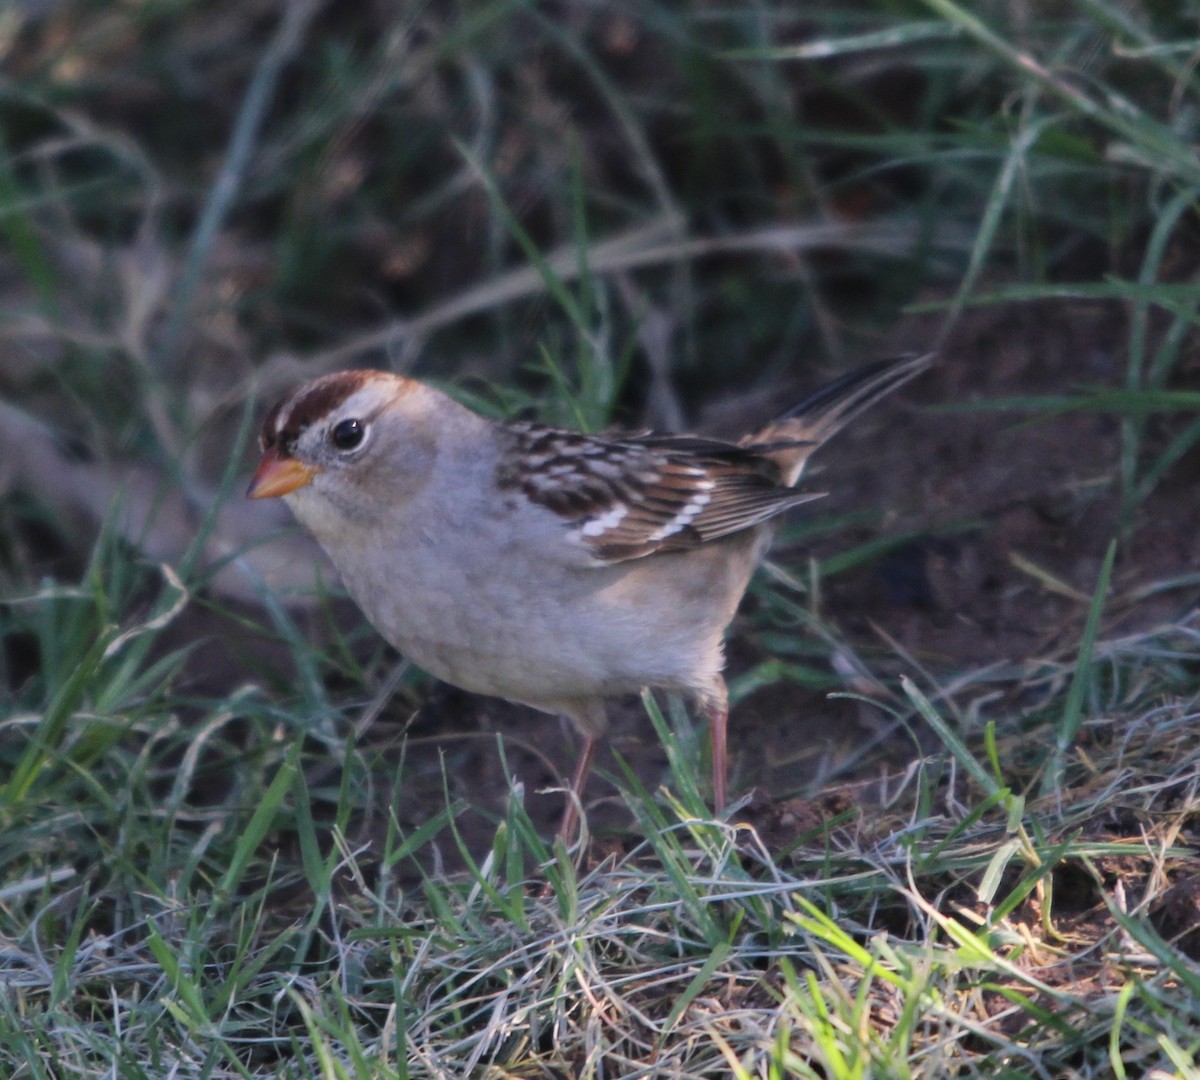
3,1,1200,1076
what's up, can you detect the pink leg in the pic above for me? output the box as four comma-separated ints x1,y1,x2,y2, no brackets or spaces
557,733,598,841
706,695,729,814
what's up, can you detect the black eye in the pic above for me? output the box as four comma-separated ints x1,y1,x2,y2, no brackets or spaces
330,418,367,451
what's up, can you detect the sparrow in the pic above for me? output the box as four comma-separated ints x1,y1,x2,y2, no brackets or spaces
248,354,931,838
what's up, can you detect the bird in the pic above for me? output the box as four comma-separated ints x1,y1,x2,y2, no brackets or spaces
248,354,931,838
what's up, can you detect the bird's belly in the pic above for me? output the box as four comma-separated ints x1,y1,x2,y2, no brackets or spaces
339,545,726,707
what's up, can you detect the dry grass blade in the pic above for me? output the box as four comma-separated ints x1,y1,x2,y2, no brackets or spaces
312,217,937,368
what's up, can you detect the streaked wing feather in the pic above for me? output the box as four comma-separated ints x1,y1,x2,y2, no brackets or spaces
496,422,822,566
493,357,929,566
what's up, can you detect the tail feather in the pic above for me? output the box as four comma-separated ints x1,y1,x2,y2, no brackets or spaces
745,354,933,486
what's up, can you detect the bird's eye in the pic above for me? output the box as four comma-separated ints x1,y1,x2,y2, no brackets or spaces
330,418,367,452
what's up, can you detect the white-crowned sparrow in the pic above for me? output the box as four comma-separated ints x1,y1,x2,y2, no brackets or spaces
248,354,931,837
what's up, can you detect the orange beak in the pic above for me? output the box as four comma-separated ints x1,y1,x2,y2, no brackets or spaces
246,449,322,499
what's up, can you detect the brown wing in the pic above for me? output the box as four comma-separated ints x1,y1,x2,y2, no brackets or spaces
497,423,822,563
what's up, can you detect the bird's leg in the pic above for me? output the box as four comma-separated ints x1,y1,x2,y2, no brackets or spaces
705,683,730,815
557,732,598,841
